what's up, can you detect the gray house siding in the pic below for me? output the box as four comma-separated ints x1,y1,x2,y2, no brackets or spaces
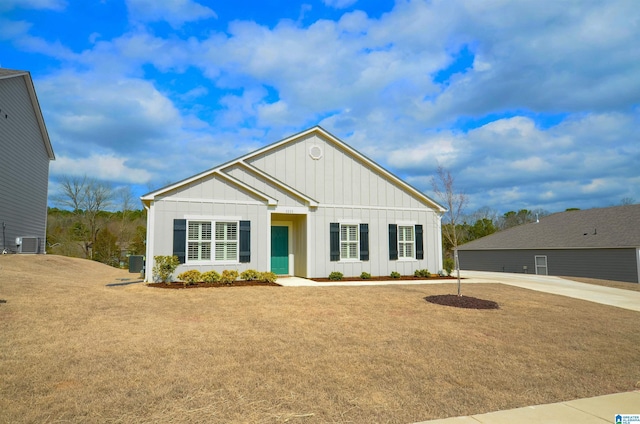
459,248,639,283
0,72,52,253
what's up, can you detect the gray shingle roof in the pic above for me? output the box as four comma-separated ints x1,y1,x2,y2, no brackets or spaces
458,204,640,250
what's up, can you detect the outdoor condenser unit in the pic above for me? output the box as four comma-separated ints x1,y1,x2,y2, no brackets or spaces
17,237,40,254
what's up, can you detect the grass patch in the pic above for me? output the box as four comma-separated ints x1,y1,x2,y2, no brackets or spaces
1,255,639,423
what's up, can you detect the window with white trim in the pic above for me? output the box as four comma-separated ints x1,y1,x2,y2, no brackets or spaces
215,221,238,261
188,221,212,261
187,220,238,262
340,224,359,260
398,225,415,259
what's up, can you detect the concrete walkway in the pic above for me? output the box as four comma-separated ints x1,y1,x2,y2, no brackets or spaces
276,272,640,423
416,391,640,423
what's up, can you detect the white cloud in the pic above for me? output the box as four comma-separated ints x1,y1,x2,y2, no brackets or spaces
323,0,357,9
126,0,216,28
51,154,153,184
0,0,66,12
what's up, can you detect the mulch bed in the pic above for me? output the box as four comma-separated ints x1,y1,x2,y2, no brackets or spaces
147,281,280,289
311,275,457,282
424,294,500,310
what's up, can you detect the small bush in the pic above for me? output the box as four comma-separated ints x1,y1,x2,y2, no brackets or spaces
329,271,343,281
360,272,371,280
260,271,277,283
152,255,179,283
220,269,239,285
201,270,221,283
177,270,201,286
443,258,455,276
414,269,431,278
390,271,401,279
240,269,261,281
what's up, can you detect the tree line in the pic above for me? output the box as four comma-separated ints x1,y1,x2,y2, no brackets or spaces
47,176,146,268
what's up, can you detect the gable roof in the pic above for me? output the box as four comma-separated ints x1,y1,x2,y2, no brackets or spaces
458,204,640,250
142,126,445,212
0,68,55,160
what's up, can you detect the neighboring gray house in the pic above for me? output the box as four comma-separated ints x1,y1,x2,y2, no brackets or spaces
0,68,55,254
458,205,640,283
142,126,445,280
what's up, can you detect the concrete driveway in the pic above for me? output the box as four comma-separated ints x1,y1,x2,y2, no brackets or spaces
459,270,640,312
278,271,640,312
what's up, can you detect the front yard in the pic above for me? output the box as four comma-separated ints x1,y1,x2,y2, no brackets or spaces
1,255,639,423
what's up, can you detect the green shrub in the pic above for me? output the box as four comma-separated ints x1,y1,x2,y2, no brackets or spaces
414,269,431,278
360,272,371,279
260,271,277,283
152,255,179,283
390,271,401,279
328,271,343,281
443,258,455,276
220,269,239,285
201,270,221,283
177,270,201,286
240,269,261,281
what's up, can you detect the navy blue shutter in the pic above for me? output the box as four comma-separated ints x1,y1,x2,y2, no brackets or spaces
173,219,186,264
330,223,340,261
359,223,369,261
239,220,250,263
389,224,398,260
415,224,424,260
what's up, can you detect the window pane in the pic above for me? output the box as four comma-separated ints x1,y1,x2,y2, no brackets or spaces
201,242,211,260
188,222,199,240
202,222,211,240
215,223,225,241
188,242,198,260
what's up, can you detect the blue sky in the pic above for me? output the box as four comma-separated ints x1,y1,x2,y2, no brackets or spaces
1,0,639,215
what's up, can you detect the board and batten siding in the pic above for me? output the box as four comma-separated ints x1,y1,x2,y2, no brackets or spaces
224,164,307,207
459,248,639,283
307,206,442,278
247,133,425,209
0,75,50,253
147,175,270,277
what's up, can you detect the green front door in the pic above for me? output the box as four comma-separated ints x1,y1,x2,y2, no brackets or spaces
271,226,289,275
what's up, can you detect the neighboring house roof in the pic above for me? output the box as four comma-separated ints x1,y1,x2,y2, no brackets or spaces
142,126,445,212
458,204,640,250
0,68,55,160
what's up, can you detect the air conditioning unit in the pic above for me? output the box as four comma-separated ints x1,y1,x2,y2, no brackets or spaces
17,237,40,254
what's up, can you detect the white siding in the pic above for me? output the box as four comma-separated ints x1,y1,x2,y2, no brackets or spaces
149,199,269,277
247,134,426,209
146,128,444,280
224,164,307,207
307,206,442,278
0,75,50,253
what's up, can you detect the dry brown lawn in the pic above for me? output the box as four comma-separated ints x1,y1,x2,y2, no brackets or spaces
563,276,640,292
1,255,639,424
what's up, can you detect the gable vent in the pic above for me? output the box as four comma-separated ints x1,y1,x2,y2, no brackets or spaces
18,237,40,254
309,145,323,160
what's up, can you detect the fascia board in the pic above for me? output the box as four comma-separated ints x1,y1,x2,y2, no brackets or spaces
234,161,319,207
215,171,278,206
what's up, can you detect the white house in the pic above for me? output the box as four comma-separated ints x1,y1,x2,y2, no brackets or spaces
0,68,55,254
141,126,445,280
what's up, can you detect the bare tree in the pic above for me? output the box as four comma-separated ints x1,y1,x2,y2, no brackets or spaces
431,166,467,296
55,175,114,259
57,175,87,213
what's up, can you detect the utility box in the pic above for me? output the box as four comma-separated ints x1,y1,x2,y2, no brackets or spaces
129,255,144,273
